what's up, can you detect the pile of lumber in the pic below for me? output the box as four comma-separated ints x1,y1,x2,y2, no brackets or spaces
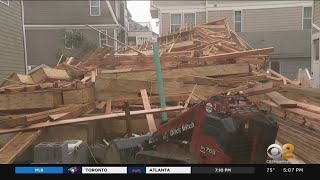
55,18,274,74
257,92,320,163
0,17,318,164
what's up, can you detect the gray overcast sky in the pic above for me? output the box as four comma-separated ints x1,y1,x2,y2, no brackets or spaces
127,0,159,34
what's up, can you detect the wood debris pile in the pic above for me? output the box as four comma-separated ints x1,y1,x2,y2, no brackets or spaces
0,18,319,164
257,92,320,163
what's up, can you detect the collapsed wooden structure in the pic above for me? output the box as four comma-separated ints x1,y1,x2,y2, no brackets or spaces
0,18,319,164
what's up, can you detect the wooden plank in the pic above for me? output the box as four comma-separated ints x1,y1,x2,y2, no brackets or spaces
0,130,42,164
91,71,96,83
100,68,132,74
0,91,63,111
49,113,69,121
105,100,112,114
124,102,132,136
267,69,300,85
199,47,274,60
242,82,273,94
100,63,250,81
53,103,96,121
87,25,146,56
0,106,184,135
140,89,157,134
110,94,190,107
63,88,95,104
81,76,91,82
293,101,320,114
266,92,297,108
259,100,320,131
184,84,197,109
281,84,320,98
94,77,183,100
30,68,70,83
0,105,79,128
0,74,35,88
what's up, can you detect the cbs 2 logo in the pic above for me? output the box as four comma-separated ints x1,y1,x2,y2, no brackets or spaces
267,144,294,159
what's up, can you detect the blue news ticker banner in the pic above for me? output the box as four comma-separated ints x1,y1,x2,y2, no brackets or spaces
15,167,63,174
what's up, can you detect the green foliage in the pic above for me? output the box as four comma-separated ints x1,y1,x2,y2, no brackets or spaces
63,29,97,59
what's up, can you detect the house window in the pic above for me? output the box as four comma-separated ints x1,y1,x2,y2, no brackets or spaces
314,38,319,61
90,0,100,16
64,30,74,49
171,14,182,33
303,7,312,30
270,61,280,73
99,30,108,47
0,0,9,6
136,37,149,45
184,13,195,25
128,36,136,46
234,11,242,32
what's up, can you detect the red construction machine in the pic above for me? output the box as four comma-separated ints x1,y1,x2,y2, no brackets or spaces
105,94,279,164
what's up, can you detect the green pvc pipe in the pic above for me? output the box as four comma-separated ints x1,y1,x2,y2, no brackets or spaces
151,37,168,124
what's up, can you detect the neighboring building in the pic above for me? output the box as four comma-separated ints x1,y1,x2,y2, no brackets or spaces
150,0,312,80
311,0,320,88
128,20,154,46
24,0,130,67
0,0,27,82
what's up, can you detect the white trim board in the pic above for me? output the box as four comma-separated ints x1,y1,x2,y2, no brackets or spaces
21,0,27,75
159,1,312,12
25,24,120,29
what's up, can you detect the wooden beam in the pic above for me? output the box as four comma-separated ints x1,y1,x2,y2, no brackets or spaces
0,106,184,135
199,47,274,60
293,100,320,114
267,69,300,85
0,130,42,164
123,102,132,137
0,91,63,111
140,89,157,134
266,92,297,108
110,94,189,107
103,63,250,81
53,103,96,121
86,25,146,56
105,100,112,114
242,82,273,94
184,84,197,109
281,84,320,98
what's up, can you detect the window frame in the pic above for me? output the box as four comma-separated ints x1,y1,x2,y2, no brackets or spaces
183,13,196,26
170,13,182,33
99,30,108,47
269,60,281,74
90,0,101,16
170,13,196,33
234,10,243,32
64,30,74,50
0,0,9,6
302,6,312,30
